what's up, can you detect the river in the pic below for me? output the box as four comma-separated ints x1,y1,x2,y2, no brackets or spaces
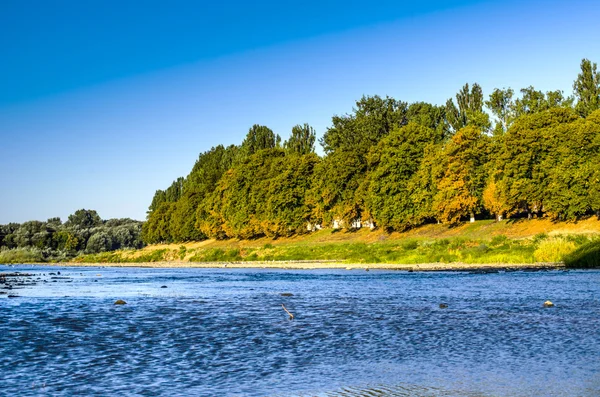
1,265,599,396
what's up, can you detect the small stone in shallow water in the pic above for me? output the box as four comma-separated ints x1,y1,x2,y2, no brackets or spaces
439,303,448,309
114,300,127,305
280,293,293,297
161,286,168,288
543,300,554,307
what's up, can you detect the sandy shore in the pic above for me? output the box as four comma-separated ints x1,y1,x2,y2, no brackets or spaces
28,260,566,271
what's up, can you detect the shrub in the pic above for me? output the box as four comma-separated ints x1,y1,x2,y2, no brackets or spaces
533,237,576,263
401,240,419,250
0,247,44,264
490,235,508,246
563,240,600,268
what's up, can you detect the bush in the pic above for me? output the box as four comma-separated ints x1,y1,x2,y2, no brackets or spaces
0,247,44,264
401,240,419,250
533,237,576,263
563,240,600,268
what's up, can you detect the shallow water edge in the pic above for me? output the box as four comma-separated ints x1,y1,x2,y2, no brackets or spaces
4,260,569,271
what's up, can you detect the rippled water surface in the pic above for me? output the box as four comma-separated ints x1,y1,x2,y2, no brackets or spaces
1,266,599,396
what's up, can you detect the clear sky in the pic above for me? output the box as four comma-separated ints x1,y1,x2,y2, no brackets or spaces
1,0,599,224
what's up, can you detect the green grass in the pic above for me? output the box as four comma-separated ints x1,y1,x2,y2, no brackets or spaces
68,231,600,267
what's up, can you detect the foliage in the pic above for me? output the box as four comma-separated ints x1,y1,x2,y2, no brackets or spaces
533,237,576,263
573,58,600,117
563,239,600,268
0,211,143,263
433,126,490,224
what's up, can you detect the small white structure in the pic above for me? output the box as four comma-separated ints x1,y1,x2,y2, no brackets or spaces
306,222,323,232
363,220,376,230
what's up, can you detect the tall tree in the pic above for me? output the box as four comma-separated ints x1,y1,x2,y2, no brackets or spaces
240,124,280,157
366,123,441,231
495,108,579,218
573,58,600,117
284,123,316,155
433,126,490,224
445,83,490,132
512,86,573,118
486,88,515,134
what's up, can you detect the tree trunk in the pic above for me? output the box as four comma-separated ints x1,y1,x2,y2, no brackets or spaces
597,210,600,220
470,213,475,223
497,214,503,222
527,210,532,220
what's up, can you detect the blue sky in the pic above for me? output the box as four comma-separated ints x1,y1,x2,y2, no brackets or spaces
1,0,599,223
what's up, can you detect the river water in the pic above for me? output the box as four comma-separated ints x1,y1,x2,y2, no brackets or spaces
1,265,599,396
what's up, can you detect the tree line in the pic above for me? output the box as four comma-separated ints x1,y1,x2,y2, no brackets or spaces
0,209,144,261
140,58,598,242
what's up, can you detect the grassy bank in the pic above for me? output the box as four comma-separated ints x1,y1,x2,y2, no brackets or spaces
69,218,600,267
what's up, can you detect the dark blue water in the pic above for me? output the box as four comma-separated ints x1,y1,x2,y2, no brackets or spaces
1,266,599,396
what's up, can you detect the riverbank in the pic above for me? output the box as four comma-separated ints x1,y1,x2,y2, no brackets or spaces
23,260,567,271
67,218,600,267
3,218,599,267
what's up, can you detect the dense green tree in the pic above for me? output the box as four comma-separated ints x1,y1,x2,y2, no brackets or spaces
574,58,600,117
433,126,490,224
308,150,366,227
142,202,175,244
169,192,205,241
406,102,449,138
542,113,600,220
198,149,318,239
495,108,579,218
408,143,445,225
66,209,102,229
320,95,408,154
85,231,113,254
366,123,441,231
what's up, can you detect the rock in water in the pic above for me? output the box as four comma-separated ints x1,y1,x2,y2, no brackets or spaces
114,299,127,305
543,300,554,307
439,303,448,309
161,286,168,289
280,293,293,297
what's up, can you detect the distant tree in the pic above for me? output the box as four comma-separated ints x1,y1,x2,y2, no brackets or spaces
66,209,102,229
85,230,113,254
573,58,600,117
284,124,316,155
